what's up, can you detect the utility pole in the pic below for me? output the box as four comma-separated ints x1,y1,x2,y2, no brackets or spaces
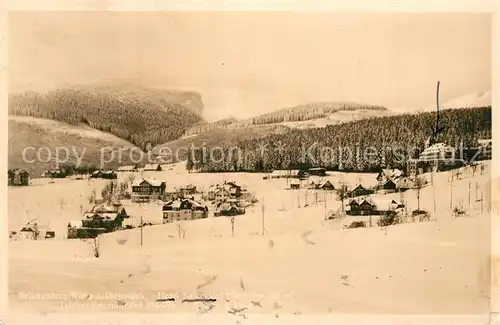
261,198,265,236
324,191,327,220
450,173,453,210
468,176,471,207
140,215,143,246
481,190,484,214
432,171,436,212
231,216,235,237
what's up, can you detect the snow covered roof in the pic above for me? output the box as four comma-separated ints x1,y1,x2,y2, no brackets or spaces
271,170,300,176
318,180,334,188
68,220,83,228
362,198,398,210
143,163,161,170
421,143,455,154
163,198,204,210
90,204,118,213
117,165,137,171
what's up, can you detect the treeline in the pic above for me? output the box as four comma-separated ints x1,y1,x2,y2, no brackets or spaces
183,102,388,137
9,87,204,150
183,117,238,137
186,107,491,173
229,102,388,128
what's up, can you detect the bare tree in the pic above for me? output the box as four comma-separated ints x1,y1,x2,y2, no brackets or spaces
89,188,97,205
90,237,100,258
336,183,348,213
414,176,425,211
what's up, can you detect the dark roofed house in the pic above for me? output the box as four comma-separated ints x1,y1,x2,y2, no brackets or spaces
117,165,138,172
101,170,118,179
347,199,361,215
380,179,397,191
8,169,30,186
349,184,373,198
43,167,66,179
270,169,306,179
289,180,300,189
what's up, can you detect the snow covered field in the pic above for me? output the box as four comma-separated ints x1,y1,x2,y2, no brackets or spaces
8,162,492,316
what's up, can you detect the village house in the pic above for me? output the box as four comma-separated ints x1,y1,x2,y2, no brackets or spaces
396,177,415,192
179,184,197,197
347,198,401,216
15,222,56,240
101,170,118,179
308,167,326,176
308,176,323,188
224,181,242,197
214,187,231,203
478,139,492,160
131,179,167,202
91,170,117,179
41,167,66,179
162,198,208,223
18,223,39,240
289,180,301,189
376,168,403,184
143,163,163,172
8,169,29,186
207,185,217,201
419,143,456,162
116,165,138,172
214,201,245,217
68,204,127,239
163,185,179,202
379,179,397,191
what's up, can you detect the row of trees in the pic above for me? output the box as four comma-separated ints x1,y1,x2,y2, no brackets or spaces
88,179,131,205
9,87,204,150
186,107,491,173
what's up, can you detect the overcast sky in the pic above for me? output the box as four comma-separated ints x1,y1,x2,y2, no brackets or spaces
9,12,491,121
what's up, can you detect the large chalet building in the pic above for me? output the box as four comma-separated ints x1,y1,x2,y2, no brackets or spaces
131,179,166,202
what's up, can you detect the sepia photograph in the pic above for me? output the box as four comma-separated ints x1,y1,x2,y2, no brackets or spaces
7,10,493,320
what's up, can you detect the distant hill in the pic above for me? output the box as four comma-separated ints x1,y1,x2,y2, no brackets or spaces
9,116,145,177
422,90,492,112
440,91,491,110
155,124,291,163
183,102,390,137
9,83,205,150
